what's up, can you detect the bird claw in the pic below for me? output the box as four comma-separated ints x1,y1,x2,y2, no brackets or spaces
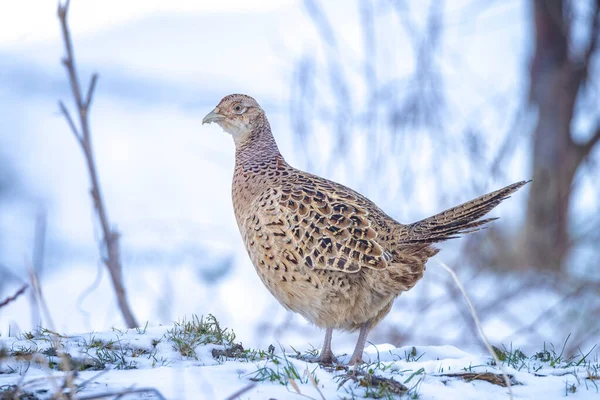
348,355,365,366
299,351,340,366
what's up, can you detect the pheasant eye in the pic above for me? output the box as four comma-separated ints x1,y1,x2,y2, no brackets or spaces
232,104,245,114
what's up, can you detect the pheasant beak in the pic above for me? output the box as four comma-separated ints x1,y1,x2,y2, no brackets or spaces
202,108,224,124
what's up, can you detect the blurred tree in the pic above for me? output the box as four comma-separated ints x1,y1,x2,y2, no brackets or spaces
291,0,600,273
525,0,600,272
291,0,453,207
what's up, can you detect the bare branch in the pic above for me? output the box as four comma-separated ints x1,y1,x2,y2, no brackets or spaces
85,73,99,109
390,0,417,41
30,209,47,329
27,260,55,331
57,0,138,328
303,0,338,49
58,100,82,144
58,1,85,113
0,284,28,309
436,261,514,398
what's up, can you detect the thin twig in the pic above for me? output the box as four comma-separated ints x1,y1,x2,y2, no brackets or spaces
308,368,326,400
27,260,55,331
57,0,138,328
58,101,83,144
0,284,28,309
436,260,514,400
29,209,47,328
76,370,110,392
224,383,257,400
85,73,99,108
25,260,70,396
58,0,85,115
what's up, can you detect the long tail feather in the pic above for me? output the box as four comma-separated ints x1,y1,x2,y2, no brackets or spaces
399,180,530,245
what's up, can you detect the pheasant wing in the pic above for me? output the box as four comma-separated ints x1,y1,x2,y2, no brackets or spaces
242,174,392,274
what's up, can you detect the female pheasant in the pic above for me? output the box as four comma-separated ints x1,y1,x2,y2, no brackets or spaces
202,94,527,365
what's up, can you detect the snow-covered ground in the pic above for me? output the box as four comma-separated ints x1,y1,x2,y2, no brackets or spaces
0,320,598,399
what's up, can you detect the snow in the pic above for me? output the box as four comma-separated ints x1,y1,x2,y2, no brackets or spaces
0,324,598,399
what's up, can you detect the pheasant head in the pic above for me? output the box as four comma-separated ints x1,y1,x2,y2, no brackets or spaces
202,94,267,146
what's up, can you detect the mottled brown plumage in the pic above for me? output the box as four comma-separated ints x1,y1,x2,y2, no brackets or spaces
202,94,527,365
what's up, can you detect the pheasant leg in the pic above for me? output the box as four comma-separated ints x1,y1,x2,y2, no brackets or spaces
348,322,370,365
318,327,337,364
303,327,337,364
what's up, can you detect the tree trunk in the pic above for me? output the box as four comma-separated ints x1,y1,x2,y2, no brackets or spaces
525,0,600,272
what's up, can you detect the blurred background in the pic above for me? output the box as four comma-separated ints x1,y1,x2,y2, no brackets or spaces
0,0,598,357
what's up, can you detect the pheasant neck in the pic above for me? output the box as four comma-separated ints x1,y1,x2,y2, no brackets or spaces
234,121,282,169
